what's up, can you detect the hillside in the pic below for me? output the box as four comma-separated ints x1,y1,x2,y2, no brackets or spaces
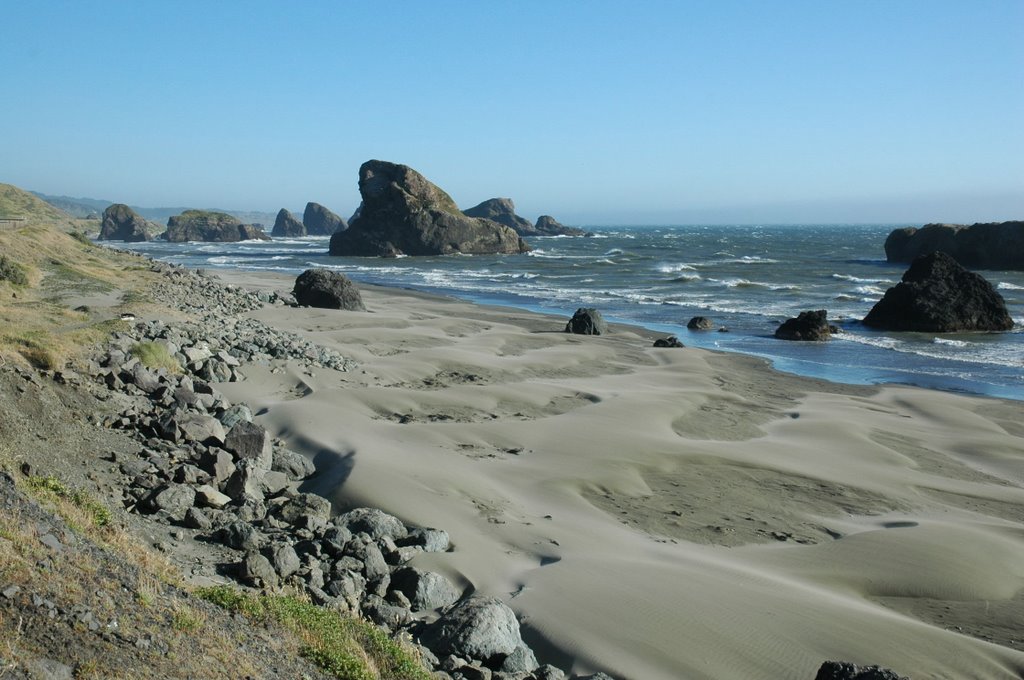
1,184,74,222
30,191,282,227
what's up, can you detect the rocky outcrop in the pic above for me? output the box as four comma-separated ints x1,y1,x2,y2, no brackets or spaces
863,252,1013,332
303,202,347,235
534,215,588,237
565,308,607,335
293,268,366,311
163,210,270,242
687,316,714,330
814,661,909,680
884,221,1024,270
99,204,158,242
463,198,534,234
329,160,530,257
271,209,305,237
774,310,836,341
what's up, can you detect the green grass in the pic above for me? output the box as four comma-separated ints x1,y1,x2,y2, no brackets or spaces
197,586,430,680
23,476,113,531
0,255,28,286
130,341,180,373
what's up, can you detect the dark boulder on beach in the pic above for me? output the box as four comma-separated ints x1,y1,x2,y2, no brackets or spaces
775,310,835,341
293,268,366,311
463,197,534,235
862,251,1013,332
565,308,608,335
534,214,588,237
303,202,347,235
99,204,158,242
653,336,684,347
163,210,270,242
884,221,1024,270
687,316,714,330
814,661,909,680
271,208,305,237
329,160,530,257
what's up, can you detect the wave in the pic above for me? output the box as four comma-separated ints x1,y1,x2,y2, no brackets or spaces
933,337,970,347
656,263,698,273
998,281,1024,291
670,274,702,283
854,285,886,297
832,273,893,284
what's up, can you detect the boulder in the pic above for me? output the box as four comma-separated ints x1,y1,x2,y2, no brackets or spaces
146,484,195,521
687,316,714,330
163,210,271,242
241,551,278,588
814,661,909,680
774,310,836,341
99,204,157,242
329,160,530,257
884,221,1024,270
533,215,588,237
565,308,607,335
223,421,273,472
653,336,684,347
862,252,1013,332
278,493,332,525
420,597,530,669
303,202,347,235
293,268,366,311
463,198,534,235
390,566,461,611
272,447,316,480
271,208,305,237
176,413,226,446
217,522,265,551
338,507,408,541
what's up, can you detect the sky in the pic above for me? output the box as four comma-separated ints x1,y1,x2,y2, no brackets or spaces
1,1,1022,225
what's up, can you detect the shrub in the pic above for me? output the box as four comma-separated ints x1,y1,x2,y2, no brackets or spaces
0,255,28,286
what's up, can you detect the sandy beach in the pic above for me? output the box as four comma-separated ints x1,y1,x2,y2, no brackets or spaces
202,269,1024,679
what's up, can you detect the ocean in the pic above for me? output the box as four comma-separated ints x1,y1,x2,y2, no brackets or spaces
112,224,1024,401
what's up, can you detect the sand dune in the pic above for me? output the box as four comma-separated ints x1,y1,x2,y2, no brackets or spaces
217,271,1024,679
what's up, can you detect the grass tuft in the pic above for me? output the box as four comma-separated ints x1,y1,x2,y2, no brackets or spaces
22,476,113,531
196,586,430,680
0,255,29,286
129,341,180,373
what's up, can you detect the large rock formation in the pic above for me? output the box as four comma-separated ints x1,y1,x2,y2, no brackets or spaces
271,209,305,237
303,202,347,235
863,251,1013,332
463,198,534,234
534,214,588,236
775,310,836,341
163,210,270,242
292,268,365,310
884,221,1024,270
99,204,158,242
329,160,530,257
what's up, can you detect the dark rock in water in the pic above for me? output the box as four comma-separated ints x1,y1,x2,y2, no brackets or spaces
566,308,607,335
653,336,684,347
884,221,1024,270
163,210,270,242
293,268,366,310
303,202,347,235
775,310,835,341
534,215,588,237
99,203,157,242
863,252,1013,332
463,198,534,235
329,160,530,257
814,661,909,680
420,596,532,669
687,316,714,330
271,208,305,237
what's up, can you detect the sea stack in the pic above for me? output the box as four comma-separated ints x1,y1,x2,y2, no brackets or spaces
99,203,158,242
863,251,1013,332
163,210,271,242
462,198,534,235
303,202,347,235
883,221,1024,270
271,209,305,237
329,160,530,257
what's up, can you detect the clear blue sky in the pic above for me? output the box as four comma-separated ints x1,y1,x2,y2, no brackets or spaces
2,1,1021,224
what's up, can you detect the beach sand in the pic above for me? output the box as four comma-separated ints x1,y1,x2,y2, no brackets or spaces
217,269,1024,679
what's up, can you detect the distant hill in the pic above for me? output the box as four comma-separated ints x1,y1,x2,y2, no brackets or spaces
2,184,74,222
31,191,281,227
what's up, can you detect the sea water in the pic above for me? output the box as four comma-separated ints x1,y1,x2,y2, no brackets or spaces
113,224,1024,401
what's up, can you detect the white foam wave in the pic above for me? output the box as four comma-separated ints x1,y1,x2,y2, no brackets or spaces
997,281,1024,291
832,273,893,284
670,274,702,283
855,285,886,297
933,337,970,347
657,263,698,273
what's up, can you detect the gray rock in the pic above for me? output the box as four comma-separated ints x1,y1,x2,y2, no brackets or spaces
500,641,539,674
421,596,523,665
219,404,253,430
224,421,272,471
223,460,265,501
260,470,289,496
194,484,231,509
272,447,316,480
148,484,196,521
269,543,301,578
272,208,306,237
400,526,450,552
533,215,587,237
774,310,835,341
653,336,684,348
99,203,158,242
217,521,265,551
347,538,389,581
204,449,236,484
463,198,534,235
241,551,278,588
293,268,366,311
338,507,408,541
177,413,226,446
278,493,332,525
531,665,566,680
390,566,461,611
565,308,607,335
303,202,347,235
183,506,212,531
686,316,714,330
321,525,352,555
884,221,1024,270
361,594,413,630
163,210,270,243
814,661,910,680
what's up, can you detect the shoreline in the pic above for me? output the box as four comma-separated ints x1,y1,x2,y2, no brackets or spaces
211,266,1024,678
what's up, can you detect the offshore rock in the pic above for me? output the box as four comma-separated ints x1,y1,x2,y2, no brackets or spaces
271,208,305,237
293,268,366,311
99,204,158,242
463,198,534,235
303,202,347,235
884,221,1024,270
329,160,530,257
534,215,588,237
775,310,835,341
163,210,271,242
863,252,1013,332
